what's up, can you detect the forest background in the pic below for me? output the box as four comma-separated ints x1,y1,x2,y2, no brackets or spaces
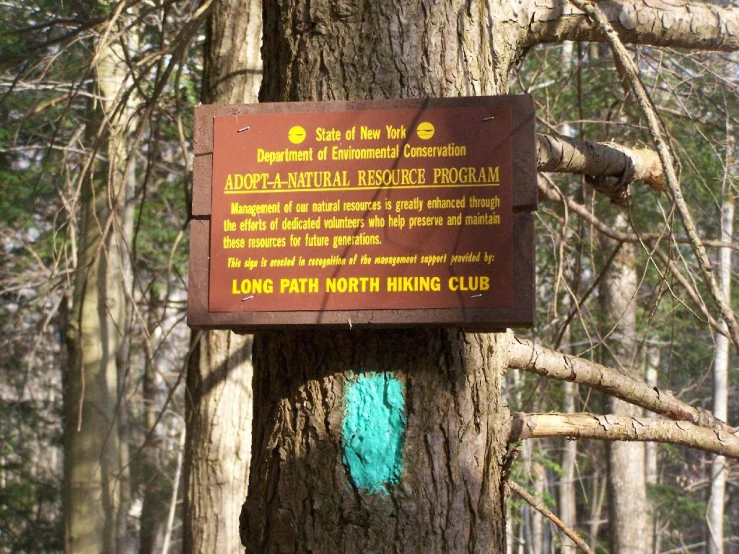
0,0,737,552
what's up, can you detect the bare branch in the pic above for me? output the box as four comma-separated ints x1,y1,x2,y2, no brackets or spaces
537,177,728,338
508,336,735,433
570,0,739,352
536,133,665,203
508,481,594,554
509,413,739,459
537,176,739,252
651,248,722,332
526,0,739,52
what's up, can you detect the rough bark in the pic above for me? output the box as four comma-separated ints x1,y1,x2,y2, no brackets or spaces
202,0,262,106
258,0,518,102
63,20,130,554
218,0,739,551
182,1,261,553
243,330,511,553
183,331,253,554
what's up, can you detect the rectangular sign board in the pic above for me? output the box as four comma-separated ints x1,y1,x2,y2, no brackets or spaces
188,96,537,330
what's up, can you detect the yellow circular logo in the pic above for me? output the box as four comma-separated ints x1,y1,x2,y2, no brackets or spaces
416,122,435,140
288,125,306,144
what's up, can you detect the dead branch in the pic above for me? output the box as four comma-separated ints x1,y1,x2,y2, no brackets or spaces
509,412,739,459
508,481,594,554
536,133,665,203
570,0,739,352
508,336,735,433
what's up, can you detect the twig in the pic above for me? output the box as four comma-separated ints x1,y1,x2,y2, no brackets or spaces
508,481,594,554
538,176,739,251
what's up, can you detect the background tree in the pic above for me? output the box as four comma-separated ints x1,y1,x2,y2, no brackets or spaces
707,117,735,552
62,3,139,550
1,1,205,552
182,1,261,553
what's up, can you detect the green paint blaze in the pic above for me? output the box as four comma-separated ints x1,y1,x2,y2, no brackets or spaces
341,373,406,495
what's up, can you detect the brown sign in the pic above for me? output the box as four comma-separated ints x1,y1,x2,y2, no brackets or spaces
188,97,537,330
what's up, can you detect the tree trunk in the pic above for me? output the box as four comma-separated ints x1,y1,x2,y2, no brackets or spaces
139,290,169,554
588,469,607,551
600,212,651,554
242,330,511,553
183,331,254,554
63,24,131,554
182,1,261,553
644,344,660,554
706,193,733,554
559,380,579,553
241,3,526,551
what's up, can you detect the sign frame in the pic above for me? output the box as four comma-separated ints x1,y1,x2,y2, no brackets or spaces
188,96,537,331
